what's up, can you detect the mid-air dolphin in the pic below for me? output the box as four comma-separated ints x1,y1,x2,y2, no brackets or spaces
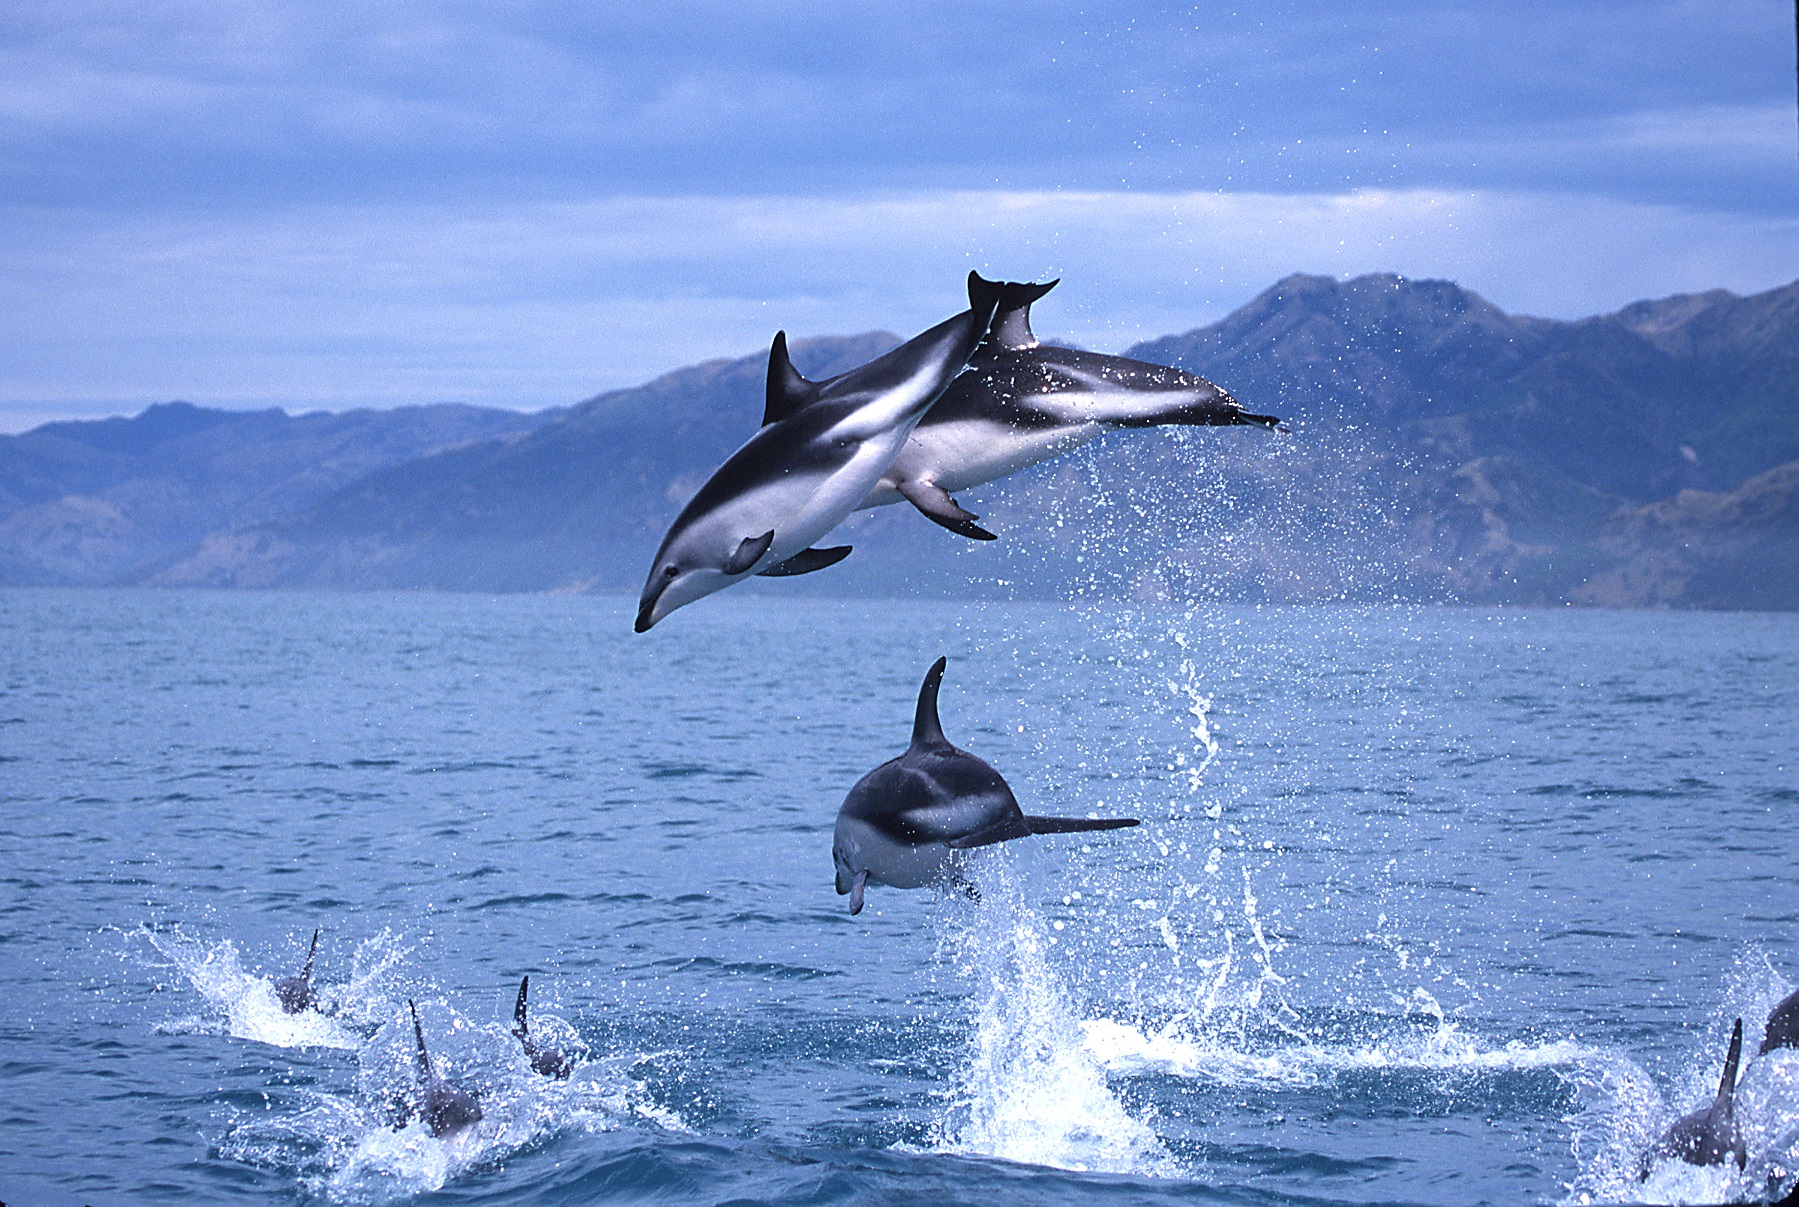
1761,988,1799,1054
856,275,1282,541
400,999,483,1139
512,976,571,1080
634,273,1004,631
832,656,1139,914
274,928,319,1014
1646,1018,1746,1174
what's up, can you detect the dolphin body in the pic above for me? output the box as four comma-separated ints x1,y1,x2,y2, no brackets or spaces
1762,988,1799,1054
273,928,319,1014
1647,1018,1747,1174
400,1000,483,1139
512,976,571,1080
635,273,1005,631
832,657,1139,915
855,276,1282,541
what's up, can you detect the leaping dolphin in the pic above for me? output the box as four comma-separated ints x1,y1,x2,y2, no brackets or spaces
635,273,1005,630
1762,988,1799,1055
513,976,571,1080
401,999,483,1138
1645,1018,1746,1174
832,657,1139,915
856,275,1281,541
273,928,319,1014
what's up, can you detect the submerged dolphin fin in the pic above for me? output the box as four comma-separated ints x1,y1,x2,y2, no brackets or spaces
849,870,867,915
300,928,319,984
756,545,852,577
724,530,775,575
978,275,1059,350
762,332,818,426
897,480,997,541
514,976,530,1038
1023,815,1142,834
912,657,952,751
945,815,1034,849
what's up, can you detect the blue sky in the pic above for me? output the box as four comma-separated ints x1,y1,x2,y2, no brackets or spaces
2,0,1795,429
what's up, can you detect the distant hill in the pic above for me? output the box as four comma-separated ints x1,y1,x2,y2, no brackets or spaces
0,402,554,585
5,274,1795,608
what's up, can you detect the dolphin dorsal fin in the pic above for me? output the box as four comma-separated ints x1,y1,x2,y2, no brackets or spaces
1716,1017,1743,1109
911,657,951,751
301,928,319,983
762,332,817,426
985,277,1059,350
408,999,434,1080
514,976,530,1038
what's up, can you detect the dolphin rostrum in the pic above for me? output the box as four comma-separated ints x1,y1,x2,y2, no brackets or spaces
274,928,319,1014
832,656,1139,914
1646,1018,1746,1174
401,999,483,1138
856,274,1281,541
513,976,572,1080
1762,988,1799,1055
634,273,1005,630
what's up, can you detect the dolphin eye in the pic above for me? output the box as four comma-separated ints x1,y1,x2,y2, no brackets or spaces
663,565,679,578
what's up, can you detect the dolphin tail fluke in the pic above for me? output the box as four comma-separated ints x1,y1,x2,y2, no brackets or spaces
945,815,1034,849
756,546,852,577
407,999,433,1080
912,657,951,751
301,928,319,983
1022,816,1141,835
514,976,530,1038
849,870,868,915
980,276,1059,349
966,271,1006,325
897,480,997,541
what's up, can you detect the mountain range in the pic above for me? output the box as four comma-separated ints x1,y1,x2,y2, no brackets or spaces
3,272,1794,609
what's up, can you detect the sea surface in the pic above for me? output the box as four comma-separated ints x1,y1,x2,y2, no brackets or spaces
2,589,1796,1206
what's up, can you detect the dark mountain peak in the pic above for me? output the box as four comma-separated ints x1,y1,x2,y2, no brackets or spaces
40,400,265,454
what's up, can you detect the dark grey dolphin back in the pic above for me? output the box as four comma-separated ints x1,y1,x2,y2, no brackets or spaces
275,928,320,1013
1650,1018,1745,1170
1763,989,1799,1054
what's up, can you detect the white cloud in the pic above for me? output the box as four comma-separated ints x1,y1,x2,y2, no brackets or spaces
2,186,1795,428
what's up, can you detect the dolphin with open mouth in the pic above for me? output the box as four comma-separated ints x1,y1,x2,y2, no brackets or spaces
635,272,1004,631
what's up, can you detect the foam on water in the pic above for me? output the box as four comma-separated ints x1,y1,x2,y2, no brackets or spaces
1082,1011,1602,1087
144,925,385,1049
217,991,686,1202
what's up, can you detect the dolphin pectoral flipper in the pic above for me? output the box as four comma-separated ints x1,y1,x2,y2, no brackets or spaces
944,815,1033,849
897,480,997,541
1022,816,1141,834
724,530,775,575
756,546,852,577
849,870,868,915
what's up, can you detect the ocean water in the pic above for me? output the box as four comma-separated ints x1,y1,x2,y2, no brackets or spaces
1,588,1795,1206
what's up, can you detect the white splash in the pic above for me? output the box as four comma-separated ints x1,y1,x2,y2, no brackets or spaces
935,873,1173,1177
145,926,366,1050
1083,1012,1602,1088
